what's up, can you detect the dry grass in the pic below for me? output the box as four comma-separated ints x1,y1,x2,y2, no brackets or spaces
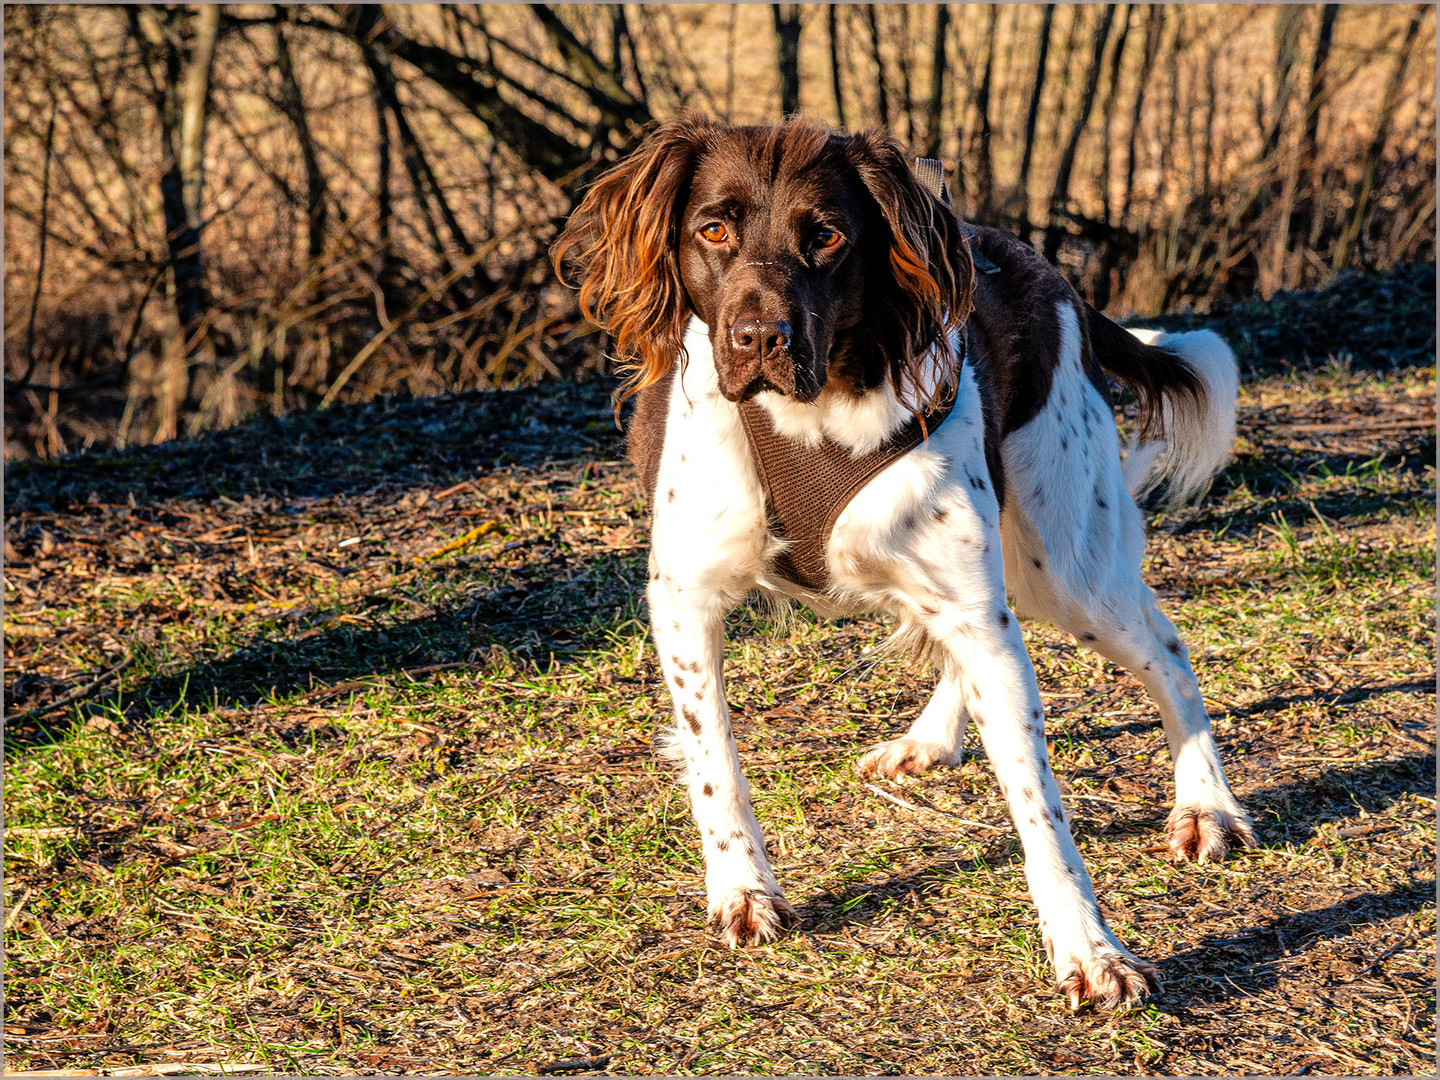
3,267,1435,1075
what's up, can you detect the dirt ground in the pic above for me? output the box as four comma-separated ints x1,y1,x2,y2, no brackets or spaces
4,264,1435,1075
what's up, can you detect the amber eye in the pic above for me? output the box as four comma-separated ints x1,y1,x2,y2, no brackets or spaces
700,222,729,243
815,227,843,250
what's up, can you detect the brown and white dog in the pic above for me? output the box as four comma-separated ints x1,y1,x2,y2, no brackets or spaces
554,117,1255,1009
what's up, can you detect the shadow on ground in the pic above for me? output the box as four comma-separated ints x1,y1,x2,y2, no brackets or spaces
1157,878,1433,1009
5,379,621,513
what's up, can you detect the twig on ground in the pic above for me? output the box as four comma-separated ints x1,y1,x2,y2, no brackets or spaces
536,1054,612,1074
5,886,35,931
4,654,133,727
863,783,1007,831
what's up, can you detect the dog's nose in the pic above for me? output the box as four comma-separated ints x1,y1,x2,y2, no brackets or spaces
730,318,792,357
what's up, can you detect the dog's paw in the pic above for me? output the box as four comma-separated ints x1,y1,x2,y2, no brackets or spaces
1050,939,1162,1011
708,888,798,947
1166,803,1257,863
856,738,957,779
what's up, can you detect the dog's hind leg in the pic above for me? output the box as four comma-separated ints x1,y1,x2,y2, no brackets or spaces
1009,534,1256,862
857,674,969,778
998,311,1254,862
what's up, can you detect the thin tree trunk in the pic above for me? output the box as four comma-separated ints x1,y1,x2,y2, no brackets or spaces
773,4,802,117
1201,42,1218,196
1121,5,1164,225
1158,7,1183,189
610,5,647,110
372,63,394,293
921,4,950,159
156,4,220,442
164,4,219,332
1017,4,1056,241
1047,5,1086,150
362,30,490,306
1289,5,1338,258
1333,5,1425,269
1298,6,1339,190
724,5,737,121
972,5,999,213
828,5,846,129
864,5,890,128
1099,4,1133,223
1044,4,1115,262
898,5,914,141
274,11,327,265
1261,5,1305,162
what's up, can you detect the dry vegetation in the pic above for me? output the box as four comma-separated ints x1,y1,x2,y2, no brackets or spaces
3,263,1434,1075
4,3,1436,458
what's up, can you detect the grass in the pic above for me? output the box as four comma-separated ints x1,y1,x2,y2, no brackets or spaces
4,274,1435,1075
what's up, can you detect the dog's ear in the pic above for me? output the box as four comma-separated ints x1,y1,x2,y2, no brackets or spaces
553,118,711,401
845,132,974,411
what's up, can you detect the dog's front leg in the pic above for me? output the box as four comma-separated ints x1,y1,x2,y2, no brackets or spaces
648,576,797,946
932,605,1161,1008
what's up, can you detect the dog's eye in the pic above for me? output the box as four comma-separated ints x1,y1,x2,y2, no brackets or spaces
700,222,729,244
814,227,844,251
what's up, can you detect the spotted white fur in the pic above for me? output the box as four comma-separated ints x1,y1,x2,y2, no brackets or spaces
642,306,1249,1007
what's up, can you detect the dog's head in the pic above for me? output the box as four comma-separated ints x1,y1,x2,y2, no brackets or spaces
553,117,974,409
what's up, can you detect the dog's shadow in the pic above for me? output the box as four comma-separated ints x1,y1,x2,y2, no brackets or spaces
1155,878,1432,1009
792,751,1433,1008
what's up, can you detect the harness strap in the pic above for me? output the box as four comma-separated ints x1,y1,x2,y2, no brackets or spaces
912,156,1001,275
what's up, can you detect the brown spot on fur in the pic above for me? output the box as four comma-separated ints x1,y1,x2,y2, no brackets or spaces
716,839,729,852
702,783,713,796
674,674,685,689
667,488,676,502
681,705,701,735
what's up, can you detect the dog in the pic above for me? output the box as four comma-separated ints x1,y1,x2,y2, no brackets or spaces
553,117,1255,1009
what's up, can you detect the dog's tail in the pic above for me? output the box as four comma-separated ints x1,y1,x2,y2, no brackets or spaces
1084,304,1239,508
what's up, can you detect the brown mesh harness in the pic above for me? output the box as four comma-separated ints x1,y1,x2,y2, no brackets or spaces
735,393,956,590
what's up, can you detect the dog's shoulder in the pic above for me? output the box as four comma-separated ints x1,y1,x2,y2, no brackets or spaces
962,227,1101,438
626,367,676,507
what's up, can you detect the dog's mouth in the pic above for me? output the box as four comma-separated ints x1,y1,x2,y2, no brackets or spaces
714,341,828,404
726,372,827,404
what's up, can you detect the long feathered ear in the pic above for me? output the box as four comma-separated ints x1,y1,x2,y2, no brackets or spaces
552,118,712,403
845,132,975,412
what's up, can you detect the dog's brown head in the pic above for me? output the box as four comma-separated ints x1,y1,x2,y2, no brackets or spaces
553,116,974,410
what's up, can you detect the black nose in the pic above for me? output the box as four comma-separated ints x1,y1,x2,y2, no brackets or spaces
730,318,792,356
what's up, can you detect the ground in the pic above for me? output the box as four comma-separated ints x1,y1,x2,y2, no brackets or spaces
4,264,1435,1076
